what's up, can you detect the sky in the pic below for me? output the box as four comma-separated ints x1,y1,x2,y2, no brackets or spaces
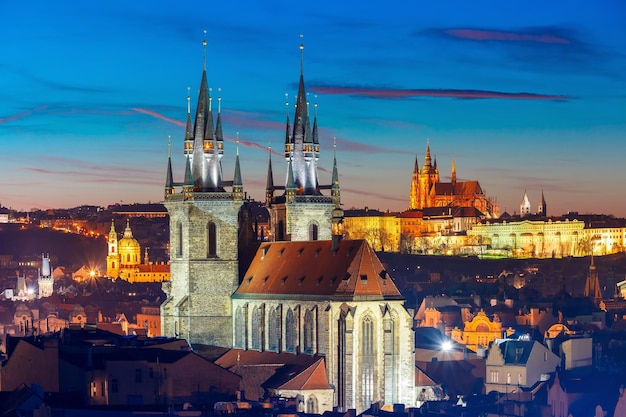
1,1,625,217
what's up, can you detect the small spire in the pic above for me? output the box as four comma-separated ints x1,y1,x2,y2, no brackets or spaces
217,88,222,113
331,138,341,205
233,139,243,194
187,87,191,114
266,145,274,204
451,157,457,185
236,132,240,156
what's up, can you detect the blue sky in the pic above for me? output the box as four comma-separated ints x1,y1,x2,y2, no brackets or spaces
1,1,625,217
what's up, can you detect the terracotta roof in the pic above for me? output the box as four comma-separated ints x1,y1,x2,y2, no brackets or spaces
433,181,483,197
215,349,326,400
234,239,403,300
137,264,170,273
265,357,331,390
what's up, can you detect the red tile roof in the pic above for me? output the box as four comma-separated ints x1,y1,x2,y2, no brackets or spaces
234,239,402,300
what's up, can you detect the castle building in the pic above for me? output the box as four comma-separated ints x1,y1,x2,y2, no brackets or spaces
409,144,499,218
106,219,170,283
160,39,415,413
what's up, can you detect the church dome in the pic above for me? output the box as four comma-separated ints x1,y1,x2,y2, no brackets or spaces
118,220,141,266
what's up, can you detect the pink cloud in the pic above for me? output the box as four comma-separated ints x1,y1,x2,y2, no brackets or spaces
222,110,285,131
132,108,186,126
0,105,48,123
311,85,567,100
446,29,570,44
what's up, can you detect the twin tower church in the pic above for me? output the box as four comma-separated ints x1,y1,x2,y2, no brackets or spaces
160,42,416,412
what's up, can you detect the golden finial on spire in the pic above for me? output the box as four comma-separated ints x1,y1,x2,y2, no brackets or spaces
209,87,213,111
217,88,222,113
299,33,304,74
285,93,289,117
236,132,240,156
168,135,171,157
202,29,207,71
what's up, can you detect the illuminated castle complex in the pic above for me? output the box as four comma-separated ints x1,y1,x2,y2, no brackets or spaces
160,39,416,413
409,143,499,218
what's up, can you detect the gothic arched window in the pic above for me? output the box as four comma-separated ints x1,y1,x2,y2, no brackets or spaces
361,315,375,410
268,307,280,352
251,305,264,351
234,306,245,349
207,221,217,257
309,223,319,241
307,395,318,414
285,308,296,353
278,220,285,241
303,309,315,354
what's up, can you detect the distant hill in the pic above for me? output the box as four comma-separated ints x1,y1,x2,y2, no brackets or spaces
0,224,105,267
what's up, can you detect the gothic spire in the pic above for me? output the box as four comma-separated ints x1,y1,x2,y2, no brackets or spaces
451,157,456,185
266,146,274,205
165,136,174,198
331,139,341,206
233,138,243,199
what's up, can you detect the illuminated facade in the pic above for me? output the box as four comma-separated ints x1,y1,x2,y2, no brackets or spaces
106,219,170,282
450,310,513,353
160,41,415,413
409,144,499,218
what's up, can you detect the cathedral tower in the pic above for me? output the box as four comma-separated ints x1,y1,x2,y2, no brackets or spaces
160,36,244,348
265,39,339,242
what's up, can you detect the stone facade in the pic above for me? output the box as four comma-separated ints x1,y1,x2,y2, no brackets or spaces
270,197,334,242
161,195,242,348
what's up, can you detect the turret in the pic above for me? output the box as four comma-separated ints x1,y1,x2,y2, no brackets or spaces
286,156,296,203
331,140,341,207
165,136,174,199
265,147,274,205
232,139,243,201
184,91,193,159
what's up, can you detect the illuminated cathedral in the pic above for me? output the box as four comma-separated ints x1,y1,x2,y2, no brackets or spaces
409,143,499,218
160,38,416,413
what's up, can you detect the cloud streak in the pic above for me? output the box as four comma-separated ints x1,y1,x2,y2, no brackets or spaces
132,108,186,126
310,85,568,101
444,28,571,44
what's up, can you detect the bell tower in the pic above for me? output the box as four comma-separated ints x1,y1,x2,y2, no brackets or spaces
265,38,339,242
161,34,244,348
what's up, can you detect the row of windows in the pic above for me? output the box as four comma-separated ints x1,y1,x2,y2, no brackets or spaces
234,305,317,354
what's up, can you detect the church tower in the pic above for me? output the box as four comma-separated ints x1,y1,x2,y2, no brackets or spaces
160,35,244,348
38,254,53,298
265,39,339,242
537,190,547,216
584,255,603,305
106,220,120,278
520,191,531,217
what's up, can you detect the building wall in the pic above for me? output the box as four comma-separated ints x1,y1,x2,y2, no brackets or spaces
0,338,59,392
162,197,242,348
232,298,415,413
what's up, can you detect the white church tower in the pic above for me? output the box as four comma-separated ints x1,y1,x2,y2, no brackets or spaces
38,253,54,298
